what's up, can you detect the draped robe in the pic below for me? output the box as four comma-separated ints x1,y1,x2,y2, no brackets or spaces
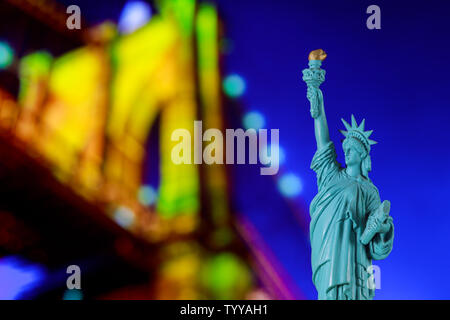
310,141,394,300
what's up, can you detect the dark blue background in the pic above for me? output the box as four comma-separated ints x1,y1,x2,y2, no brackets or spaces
218,0,450,299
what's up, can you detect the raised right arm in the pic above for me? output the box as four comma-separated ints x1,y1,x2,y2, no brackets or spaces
307,86,330,150
302,50,330,150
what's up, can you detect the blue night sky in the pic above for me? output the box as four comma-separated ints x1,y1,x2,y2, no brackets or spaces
217,0,450,299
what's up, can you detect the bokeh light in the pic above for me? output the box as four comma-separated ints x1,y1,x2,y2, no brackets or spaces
118,1,152,34
0,41,14,69
0,256,46,300
277,173,303,197
113,206,135,229
137,185,157,206
201,252,252,299
223,74,246,98
243,111,265,130
20,51,53,78
62,289,83,300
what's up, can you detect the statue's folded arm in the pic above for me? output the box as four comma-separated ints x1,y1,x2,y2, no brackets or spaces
368,217,394,260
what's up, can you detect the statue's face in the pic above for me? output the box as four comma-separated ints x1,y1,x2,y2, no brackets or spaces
344,145,362,167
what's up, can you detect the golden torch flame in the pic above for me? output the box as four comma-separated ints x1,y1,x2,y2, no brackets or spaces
308,49,327,61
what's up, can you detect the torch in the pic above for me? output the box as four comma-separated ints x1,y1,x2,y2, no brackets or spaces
302,49,327,118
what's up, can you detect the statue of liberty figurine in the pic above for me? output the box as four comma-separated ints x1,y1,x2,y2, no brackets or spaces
302,49,394,300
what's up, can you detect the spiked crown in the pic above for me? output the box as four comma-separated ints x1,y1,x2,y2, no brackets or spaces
340,115,377,154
